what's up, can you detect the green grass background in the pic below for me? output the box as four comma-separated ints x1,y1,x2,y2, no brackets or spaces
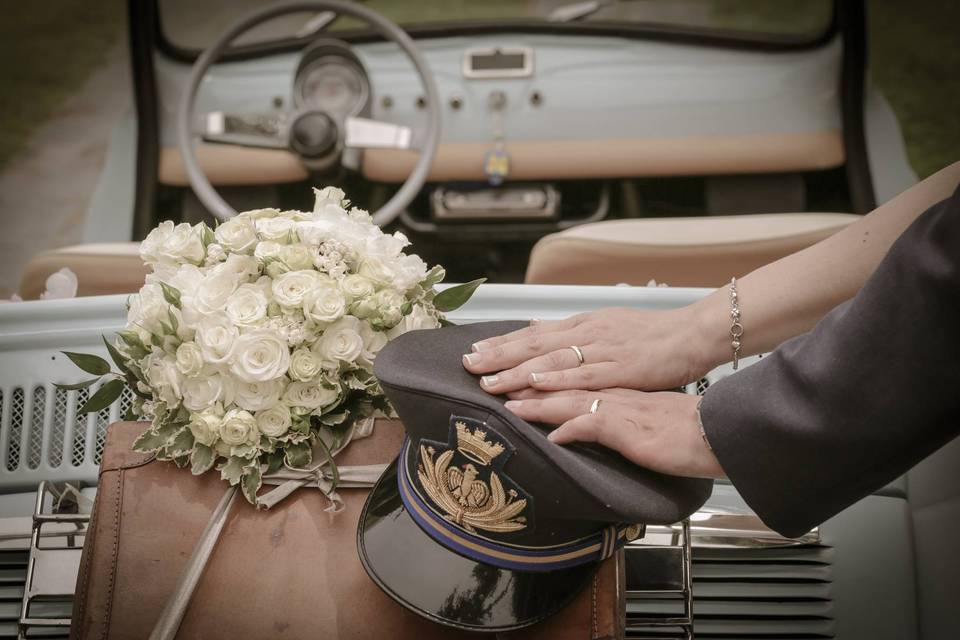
0,1,956,178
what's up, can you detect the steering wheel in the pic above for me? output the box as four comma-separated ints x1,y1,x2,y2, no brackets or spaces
176,1,441,226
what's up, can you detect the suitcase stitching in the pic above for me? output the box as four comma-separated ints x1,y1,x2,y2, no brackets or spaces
99,468,123,639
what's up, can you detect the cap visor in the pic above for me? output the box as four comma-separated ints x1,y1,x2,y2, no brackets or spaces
358,459,595,633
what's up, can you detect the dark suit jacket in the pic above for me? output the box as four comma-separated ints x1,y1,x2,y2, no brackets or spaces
701,184,960,538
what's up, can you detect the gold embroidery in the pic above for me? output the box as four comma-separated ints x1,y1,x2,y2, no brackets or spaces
417,424,527,534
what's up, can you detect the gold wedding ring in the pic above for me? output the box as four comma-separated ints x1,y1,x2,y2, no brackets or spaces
569,345,585,366
589,398,602,415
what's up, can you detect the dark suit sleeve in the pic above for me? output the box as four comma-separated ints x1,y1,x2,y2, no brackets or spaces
700,185,960,538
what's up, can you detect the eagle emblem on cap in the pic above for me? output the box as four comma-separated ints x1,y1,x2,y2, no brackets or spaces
417,418,528,534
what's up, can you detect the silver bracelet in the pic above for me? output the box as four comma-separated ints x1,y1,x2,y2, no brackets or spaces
729,277,743,370
695,398,713,452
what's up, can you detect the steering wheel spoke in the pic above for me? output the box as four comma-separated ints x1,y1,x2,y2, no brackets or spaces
178,1,440,223
201,111,290,150
344,117,415,151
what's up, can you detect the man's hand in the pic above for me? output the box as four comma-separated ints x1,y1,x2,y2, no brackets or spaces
504,387,725,480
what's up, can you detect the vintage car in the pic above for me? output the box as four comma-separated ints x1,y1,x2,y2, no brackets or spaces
2,0,955,638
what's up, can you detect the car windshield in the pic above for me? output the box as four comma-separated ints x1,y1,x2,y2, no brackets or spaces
159,0,835,52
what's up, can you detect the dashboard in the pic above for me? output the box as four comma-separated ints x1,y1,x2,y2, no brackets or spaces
154,32,845,187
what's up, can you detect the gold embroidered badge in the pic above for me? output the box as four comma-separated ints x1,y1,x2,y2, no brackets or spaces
417,420,528,533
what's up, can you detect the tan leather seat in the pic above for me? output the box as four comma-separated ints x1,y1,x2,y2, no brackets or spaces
524,213,859,287
19,243,148,299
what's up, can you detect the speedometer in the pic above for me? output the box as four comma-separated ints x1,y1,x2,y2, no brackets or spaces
294,56,369,117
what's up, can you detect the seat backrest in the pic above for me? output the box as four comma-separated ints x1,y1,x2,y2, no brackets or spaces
525,213,858,287
19,243,148,299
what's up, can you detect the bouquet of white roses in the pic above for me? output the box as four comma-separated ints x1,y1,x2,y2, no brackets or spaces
58,187,481,505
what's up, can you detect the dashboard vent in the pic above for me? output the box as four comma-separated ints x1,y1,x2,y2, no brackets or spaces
627,544,835,638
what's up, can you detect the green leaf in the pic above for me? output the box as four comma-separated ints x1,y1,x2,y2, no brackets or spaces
241,466,262,505
167,308,179,333
438,317,456,327
167,427,195,457
123,405,139,421
55,378,101,391
200,222,216,246
118,329,146,351
62,351,111,376
190,444,216,475
159,282,182,309
102,336,130,374
400,301,413,316
284,442,312,469
132,420,182,452
433,278,485,312
265,450,284,474
218,456,246,486
78,379,125,414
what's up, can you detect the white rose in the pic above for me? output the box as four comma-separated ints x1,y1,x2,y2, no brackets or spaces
359,322,389,367
391,254,429,291
255,216,296,242
255,404,291,438
312,186,346,211
387,304,440,340
140,220,174,265
340,274,375,301
159,222,205,265
254,240,284,262
189,407,222,447
289,348,323,382
225,283,268,326
357,257,394,286
234,378,284,412
195,315,238,364
271,270,321,307
237,207,280,220
146,354,183,406
373,288,405,327
195,270,239,315
219,409,258,446
127,283,168,340
230,330,291,382
175,342,205,377
182,367,235,411
204,243,226,265
303,283,346,325
280,244,315,271
365,232,408,260
313,316,364,367
214,217,258,253
219,254,260,281
295,218,338,246
283,380,339,410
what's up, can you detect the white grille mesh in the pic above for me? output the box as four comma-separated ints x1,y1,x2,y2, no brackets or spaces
6,388,24,472
27,386,46,469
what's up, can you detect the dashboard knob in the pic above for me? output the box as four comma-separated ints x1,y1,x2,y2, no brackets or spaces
289,111,338,158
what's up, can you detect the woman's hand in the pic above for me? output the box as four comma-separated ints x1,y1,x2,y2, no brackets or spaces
503,388,725,480
462,306,724,395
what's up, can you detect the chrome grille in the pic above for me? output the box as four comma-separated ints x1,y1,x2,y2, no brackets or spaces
627,545,835,638
0,547,69,639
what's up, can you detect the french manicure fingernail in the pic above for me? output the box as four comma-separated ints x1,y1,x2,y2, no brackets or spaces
504,400,521,410
463,353,478,366
530,372,544,383
481,375,499,387
546,431,558,442
471,341,488,353
530,318,541,325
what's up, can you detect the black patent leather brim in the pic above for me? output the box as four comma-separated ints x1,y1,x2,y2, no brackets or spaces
357,459,595,633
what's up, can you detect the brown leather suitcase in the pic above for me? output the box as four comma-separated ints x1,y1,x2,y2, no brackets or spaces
71,421,625,639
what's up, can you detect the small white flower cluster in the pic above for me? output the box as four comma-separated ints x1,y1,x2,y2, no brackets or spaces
118,187,449,503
